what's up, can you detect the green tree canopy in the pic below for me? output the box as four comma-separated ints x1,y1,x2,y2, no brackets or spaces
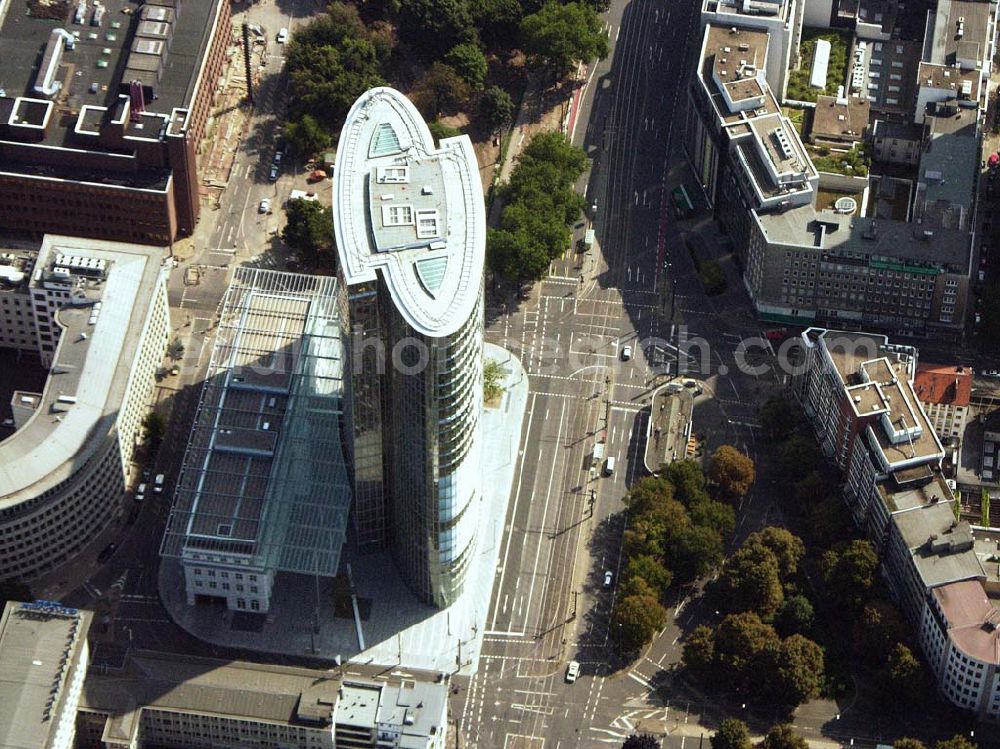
284,4,388,131
470,0,524,47
681,625,716,684
778,436,823,480
755,634,824,706
718,542,784,617
283,113,331,159
713,612,779,682
480,85,515,132
611,593,668,654
936,738,977,749
711,719,752,749
708,445,756,499
760,396,796,440
745,527,805,580
418,62,472,117
666,524,724,583
624,554,673,599
688,498,736,538
445,42,488,89
399,0,476,54
894,740,928,749
821,540,878,610
621,735,661,749
282,198,334,261
428,120,461,142
881,643,924,706
775,594,814,637
760,724,809,749
519,1,609,76
853,601,907,663
807,495,852,546
486,228,549,283
665,460,710,506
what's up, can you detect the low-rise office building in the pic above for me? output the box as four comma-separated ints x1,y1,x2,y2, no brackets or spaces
0,0,231,245
160,268,353,614
913,363,972,442
0,235,169,584
0,600,92,749
794,327,1000,719
75,652,449,749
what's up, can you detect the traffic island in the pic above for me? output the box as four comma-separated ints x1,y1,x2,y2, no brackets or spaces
643,382,695,474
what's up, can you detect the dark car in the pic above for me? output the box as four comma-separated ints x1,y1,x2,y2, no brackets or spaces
97,543,117,564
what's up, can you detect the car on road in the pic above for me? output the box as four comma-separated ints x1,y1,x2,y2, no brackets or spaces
590,201,597,215
603,570,613,588
620,344,632,361
258,198,270,214
97,543,117,564
269,165,280,182
603,456,615,476
154,474,165,493
136,483,147,502
272,151,282,165
276,27,288,43
565,661,580,683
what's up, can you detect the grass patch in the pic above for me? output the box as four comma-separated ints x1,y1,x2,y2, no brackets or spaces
781,106,811,139
786,28,850,103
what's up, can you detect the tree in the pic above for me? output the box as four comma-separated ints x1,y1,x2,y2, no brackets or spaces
400,0,476,54
777,436,822,479
483,358,505,402
708,445,756,499
807,495,852,546
167,338,185,361
284,5,388,130
142,412,166,449
622,735,661,749
283,114,331,159
418,62,472,117
624,554,673,598
681,625,716,684
445,42,488,89
718,543,784,617
760,396,796,440
282,198,334,261
480,85,515,133
519,1,609,76
853,601,907,662
760,724,808,749
894,740,928,749
936,738,977,749
713,612,779,682
486,228,549,283
611,593,667,654
711,719,752,749
470,0,524,47
666,524,724,583
881,643,924,705
689,498,736,538
820,540,878,610
665,460,710,506
756,634,824,707
775,595,814,637
745,527,805,580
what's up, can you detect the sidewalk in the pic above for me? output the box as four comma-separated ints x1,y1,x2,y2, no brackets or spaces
159,344,529,674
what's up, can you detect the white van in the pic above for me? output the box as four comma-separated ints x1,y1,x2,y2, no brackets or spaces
603,457,616,476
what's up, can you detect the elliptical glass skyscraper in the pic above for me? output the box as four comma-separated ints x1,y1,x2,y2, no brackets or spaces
333,88,486,607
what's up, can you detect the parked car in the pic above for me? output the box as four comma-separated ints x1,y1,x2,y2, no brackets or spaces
276,27,288,43
603,456,616,476
272,151,282,165
269,165,280,182
258,198,271,214
620,345,632,361
136,482,147,501
565,661,581,683
154,474,165,493
307,169,327,183
603,570,613,588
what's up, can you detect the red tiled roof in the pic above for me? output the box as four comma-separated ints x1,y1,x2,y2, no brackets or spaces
914,363,972,407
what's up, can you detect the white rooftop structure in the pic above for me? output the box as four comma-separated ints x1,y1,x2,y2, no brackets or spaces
811,38,831,89
332,87,485,338
0,236,165,508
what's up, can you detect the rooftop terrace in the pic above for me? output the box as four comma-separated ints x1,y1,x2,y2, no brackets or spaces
333,88,485,338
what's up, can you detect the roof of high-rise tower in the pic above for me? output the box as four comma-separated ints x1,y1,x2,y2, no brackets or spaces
332,87,486,338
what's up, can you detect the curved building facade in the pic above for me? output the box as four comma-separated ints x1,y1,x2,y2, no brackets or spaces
0,236,169,584
333,87,486,607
